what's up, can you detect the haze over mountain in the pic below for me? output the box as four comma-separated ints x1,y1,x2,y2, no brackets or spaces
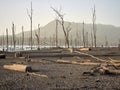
16,20,120,46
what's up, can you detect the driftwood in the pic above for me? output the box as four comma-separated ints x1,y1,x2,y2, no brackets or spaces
56,59,100,66
56,59,120,67
27,72,48,78
62,48,73,53
79,48,90,51
73,50,120,75
74,51,120,68
74,51,105,62
3,64,32,72
90,66,120,75
106,70,120,75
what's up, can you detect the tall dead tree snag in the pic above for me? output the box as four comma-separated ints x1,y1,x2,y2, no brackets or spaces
66,23,72,48
27,2,33,50
35,24,40,50
2,33,5,51
12,22,16,51
91,29,93,47
92,5,97,47
86,32,88,47
22,26,24,50
51,7,70,48
38,24,40,50
55,19,58,47
105,36,108,47
82,21,85,48
6,28,9,51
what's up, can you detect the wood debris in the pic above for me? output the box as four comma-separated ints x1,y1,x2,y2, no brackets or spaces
73,51,120,75
27,72,48,78
3,64,32,72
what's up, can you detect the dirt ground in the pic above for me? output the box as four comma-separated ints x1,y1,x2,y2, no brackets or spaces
0,49,120,90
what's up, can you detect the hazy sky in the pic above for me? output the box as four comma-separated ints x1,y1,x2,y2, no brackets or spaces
0,0,120,35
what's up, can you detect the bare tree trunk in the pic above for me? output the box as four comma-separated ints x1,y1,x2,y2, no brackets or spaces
10,38,12,48
6,28,9,51
35,31,39,49
76,30,78,48
12,23,16,51
79,30,82,48
55,19,58,47
61,19,69,48
27,2,33,50
92,5,97,47
2,33,5,51
22,26,24,50
51,7,69,48
44,33,47,48
105,36,108,47
70,35,73,48
66,23,71,48
53,34,55,46
82,21,85,47
75,38,77,48
86,32,88,47
38,24,40,50
91,29,93,47
49,36,52,48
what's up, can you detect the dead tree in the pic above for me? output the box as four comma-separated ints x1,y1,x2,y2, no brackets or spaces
10,37,12,48
22,26,24,50
35,31,39,50
76,30,79,47
79,30,82,47
6,28,9,51
70,35,73,48
52,34,56,46
55,19,58,47
49,36,52,48
38,24,40,50
91,29,93,47
66,23,72,48
35,24,41,50
2,33,5,51
27,2,33,50
86,32,88,47
12,22,16,51
92,5,97,47
51,7,69,48
82,21,85,47
105,36,108,47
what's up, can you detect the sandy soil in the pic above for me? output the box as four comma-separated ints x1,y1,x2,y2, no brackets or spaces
0,49,120,90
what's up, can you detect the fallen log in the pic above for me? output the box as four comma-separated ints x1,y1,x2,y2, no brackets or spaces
56,59,72,64
56,59,120,67
79,48,91,51
3,64,32,72
76,62,100,66
74,51,105,62
56,59,100,66
62,48,73,53
27,72,48,78
74,51,120,69
106,69,120,75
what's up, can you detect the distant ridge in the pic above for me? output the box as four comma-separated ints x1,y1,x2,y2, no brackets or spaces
4,20,120,46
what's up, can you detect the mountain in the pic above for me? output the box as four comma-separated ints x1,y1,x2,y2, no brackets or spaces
1,20,120,46
14,20,120,46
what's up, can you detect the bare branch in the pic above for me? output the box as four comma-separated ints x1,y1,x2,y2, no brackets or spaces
26,8,31,18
